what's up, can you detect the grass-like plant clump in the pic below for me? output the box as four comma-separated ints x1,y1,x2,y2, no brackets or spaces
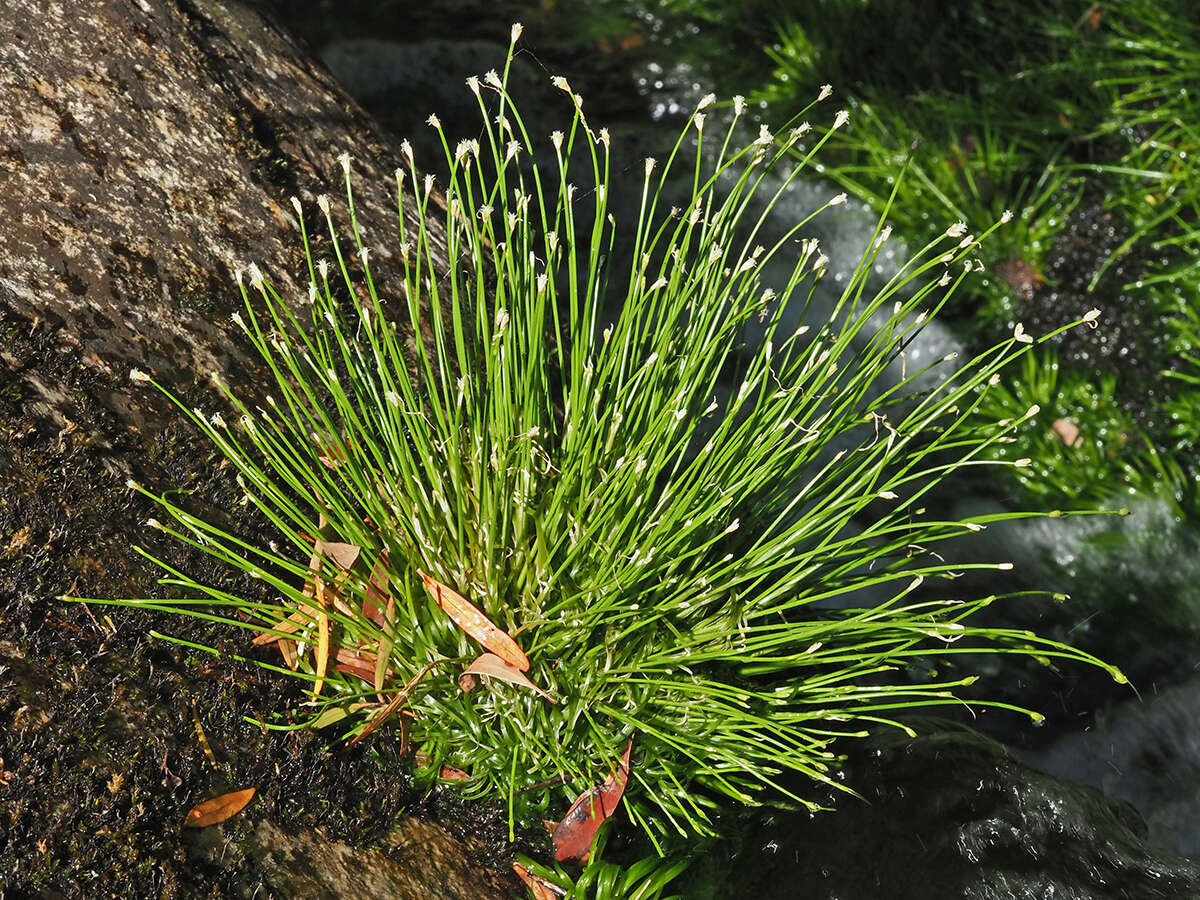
75,25,1123,852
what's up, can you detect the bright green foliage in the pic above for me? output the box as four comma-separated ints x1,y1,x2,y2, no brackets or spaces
756,0,1200,514
76,29,1123,845
517,831,689,899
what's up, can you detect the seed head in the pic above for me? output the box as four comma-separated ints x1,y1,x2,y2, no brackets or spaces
818,84,833,101
426,113,441,129
290,196,302,216
946,221,967,238
1001,209,1014,224
129,368,151,383
338,151,351,176
832,109,849,129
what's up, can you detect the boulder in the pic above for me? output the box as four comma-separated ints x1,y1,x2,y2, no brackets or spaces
0,0,515,894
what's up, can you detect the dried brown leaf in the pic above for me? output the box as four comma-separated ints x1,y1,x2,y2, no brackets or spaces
364,551,391,626
277,637,298,670
552,737,634,862
419,570,530,671
512,863,563,899
183,787,256,828
251,607,315,646
346,660,438,748
374,591,396,695
317,540,361,571
1052,418,1083,448
460,653,556,703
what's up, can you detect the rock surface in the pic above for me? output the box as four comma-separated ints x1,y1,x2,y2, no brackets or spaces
731,724,1200,900
1029,675,1200,859
0,0,513,895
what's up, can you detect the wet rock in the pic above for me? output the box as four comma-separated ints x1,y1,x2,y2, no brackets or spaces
1029,676,1200,860
0,0,513,895
733,725,1200,900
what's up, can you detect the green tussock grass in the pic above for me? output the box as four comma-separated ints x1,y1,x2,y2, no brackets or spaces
70,24,1123,853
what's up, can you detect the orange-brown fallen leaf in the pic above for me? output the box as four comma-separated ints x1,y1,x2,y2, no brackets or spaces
460,653,556,703
183,787,256,828
335,662,377,684
993,255,1044,301
374,591,396,694
412,750,470,781
277,637,298,670
437,763,472,781
1052,418,1083,448
363,551,391,626
346,661,437,748
552,737,634,862
419,570,530,671
512,862,563,899
251,606,317,645
313,574,331,697
317,539,361,571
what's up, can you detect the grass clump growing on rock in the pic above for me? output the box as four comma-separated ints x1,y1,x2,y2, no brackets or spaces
79,26,1124,847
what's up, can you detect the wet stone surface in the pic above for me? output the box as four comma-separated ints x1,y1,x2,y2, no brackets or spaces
0,0,518,895
731,724,1200,900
